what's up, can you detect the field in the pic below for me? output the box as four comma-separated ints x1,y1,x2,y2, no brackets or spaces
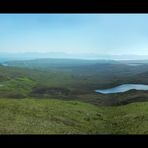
1,58,148,134
0,98,148,134
0,98,105,134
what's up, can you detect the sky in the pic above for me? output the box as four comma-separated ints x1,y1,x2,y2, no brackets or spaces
0,14,148,55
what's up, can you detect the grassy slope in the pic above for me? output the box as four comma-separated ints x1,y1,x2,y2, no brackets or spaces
0,98,107,134
106,102,148,134
2,61,148,134
0,98,148,134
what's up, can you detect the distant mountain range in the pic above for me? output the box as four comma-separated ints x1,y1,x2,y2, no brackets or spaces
1,52,148,62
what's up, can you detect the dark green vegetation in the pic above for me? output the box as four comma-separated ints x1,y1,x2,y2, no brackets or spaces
1,58,148,134
2,59,148,106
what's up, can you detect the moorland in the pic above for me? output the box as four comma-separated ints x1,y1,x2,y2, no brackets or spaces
1,58,148,134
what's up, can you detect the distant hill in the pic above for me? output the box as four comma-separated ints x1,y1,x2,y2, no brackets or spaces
118,60,148,64
1,52,148,63
3,58,119,69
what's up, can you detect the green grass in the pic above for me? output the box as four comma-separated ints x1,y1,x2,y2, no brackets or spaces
105,102,148,134
0,98,148,134
2,63,148,106
2,60,148,134
0,98,107,134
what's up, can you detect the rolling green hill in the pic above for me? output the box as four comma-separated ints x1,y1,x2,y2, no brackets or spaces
0,98,148,134
0,98,107,134
1,59,148,134
105,102,148,134
2,60,148,106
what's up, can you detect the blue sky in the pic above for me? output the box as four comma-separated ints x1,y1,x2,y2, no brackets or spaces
0,14,148,55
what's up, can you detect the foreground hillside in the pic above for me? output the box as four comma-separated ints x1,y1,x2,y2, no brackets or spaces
1,60,148,134
0,98,148,134
0,98,107,134
104,102,148,134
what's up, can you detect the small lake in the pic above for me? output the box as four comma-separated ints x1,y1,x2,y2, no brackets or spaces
95,84,148,94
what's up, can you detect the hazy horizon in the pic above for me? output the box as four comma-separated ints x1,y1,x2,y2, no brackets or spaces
0,14,148,56
1,52,148,61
